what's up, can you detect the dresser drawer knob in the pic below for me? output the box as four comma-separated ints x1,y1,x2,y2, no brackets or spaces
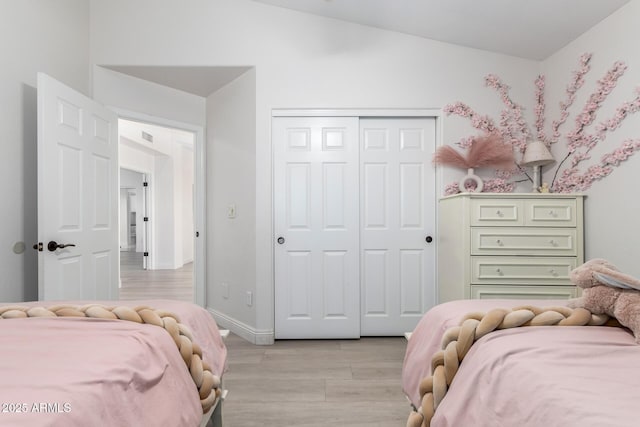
496,239,503,246
549,210,557,217
496,210,503,217
549,269,558,277
496,268,503,276
549,240,557,246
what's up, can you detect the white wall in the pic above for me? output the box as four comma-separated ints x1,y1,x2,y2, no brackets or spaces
93,67,206,126
179,145,195,264
154,155,176,268
207,68,257,330
119,190,129,249
90,0,540,341
541,0,640,276
0,0,90,302
171,142,195,267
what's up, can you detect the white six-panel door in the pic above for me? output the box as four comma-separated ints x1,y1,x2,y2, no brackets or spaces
274,117,361,339
37,73,119,300
273,115,436,338
360,118,436,335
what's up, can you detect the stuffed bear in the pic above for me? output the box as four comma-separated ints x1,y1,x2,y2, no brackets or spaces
567,258,640,343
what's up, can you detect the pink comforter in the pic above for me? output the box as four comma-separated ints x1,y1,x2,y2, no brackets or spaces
403,299,640,427
0,300,227,427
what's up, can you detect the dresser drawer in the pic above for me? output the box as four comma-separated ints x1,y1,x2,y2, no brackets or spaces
471,228,578,256
524,199,577,227
470,199,523,226
471,256,577,285
470,284,578,300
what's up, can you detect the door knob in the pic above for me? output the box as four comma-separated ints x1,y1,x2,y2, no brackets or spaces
425,236,433,243
47,241,76,252
277,237,285,244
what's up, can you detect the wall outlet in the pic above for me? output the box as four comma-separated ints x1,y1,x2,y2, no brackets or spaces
246,291,253,307
221,282,229,299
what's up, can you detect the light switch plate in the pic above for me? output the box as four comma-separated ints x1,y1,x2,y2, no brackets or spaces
227,204,236,219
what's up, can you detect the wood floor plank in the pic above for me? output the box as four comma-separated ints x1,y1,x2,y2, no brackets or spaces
351,361,404,380
223,400,408,427
223,378,326,402
226,362,354,380
223,333,411,426
119,251,194,302
325,378,405,402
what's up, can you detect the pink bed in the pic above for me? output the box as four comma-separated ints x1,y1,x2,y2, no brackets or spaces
403,299,640,427
0,300,227,427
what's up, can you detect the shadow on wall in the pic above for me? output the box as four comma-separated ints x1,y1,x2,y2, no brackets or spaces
22,83,38,301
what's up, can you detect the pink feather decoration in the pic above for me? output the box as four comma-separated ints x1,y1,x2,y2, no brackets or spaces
432,146,470,169
433,133,514,170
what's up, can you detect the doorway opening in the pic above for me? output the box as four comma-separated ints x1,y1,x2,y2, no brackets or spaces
119,169,149,269
118,118,196,302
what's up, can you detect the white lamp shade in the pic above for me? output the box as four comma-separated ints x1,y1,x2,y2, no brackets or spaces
521,141,555,167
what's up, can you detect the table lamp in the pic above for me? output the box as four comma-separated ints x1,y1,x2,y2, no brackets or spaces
521,141,554,192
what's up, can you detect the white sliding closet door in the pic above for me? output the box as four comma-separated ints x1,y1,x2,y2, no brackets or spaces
273,117,360,339
360,118,436,335
273,114,437,338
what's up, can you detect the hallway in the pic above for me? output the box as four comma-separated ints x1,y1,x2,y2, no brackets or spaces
119,251,193,302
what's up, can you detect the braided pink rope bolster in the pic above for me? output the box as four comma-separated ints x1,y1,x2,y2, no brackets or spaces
0,304,222,414
406,306,613,427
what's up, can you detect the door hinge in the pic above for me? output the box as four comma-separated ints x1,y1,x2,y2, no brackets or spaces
143,217,149,222
143,252,149,257
143,182,148,187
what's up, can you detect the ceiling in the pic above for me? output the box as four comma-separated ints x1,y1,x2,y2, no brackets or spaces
103,65,252,97
103,1,630,96
251,0,630,60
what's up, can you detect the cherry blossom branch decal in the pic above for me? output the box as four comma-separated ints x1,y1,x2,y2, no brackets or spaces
549,53,592,145
551,60,634,191
553,139,640,192
443,77,534,195
441,53,640,195
485,74,530,154
534,75,547,144
442,102,498,135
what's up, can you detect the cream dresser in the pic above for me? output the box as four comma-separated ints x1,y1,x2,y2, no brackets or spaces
437,193,584,302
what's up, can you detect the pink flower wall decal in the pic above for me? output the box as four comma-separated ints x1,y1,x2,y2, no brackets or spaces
442,53,640,194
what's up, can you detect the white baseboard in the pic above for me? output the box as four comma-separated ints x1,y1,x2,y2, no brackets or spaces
207,307,274,345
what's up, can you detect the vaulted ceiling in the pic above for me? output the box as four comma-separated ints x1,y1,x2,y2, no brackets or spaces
102,1,631,97
252,0,630,60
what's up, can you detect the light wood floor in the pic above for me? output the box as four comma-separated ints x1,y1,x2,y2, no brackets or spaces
222,333,411,427
120,251,411,425
119,251,194,302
